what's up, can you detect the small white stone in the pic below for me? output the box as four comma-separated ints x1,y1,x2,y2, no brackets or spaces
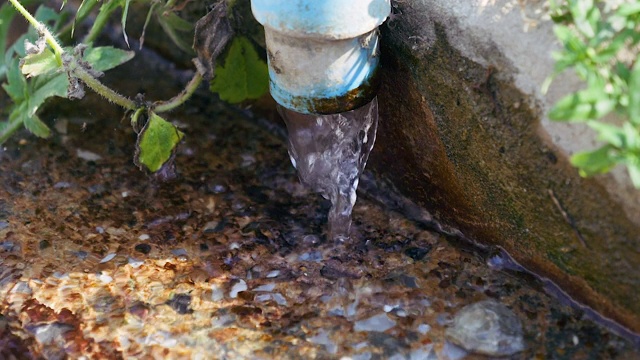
76,149,102,161
272,293,288,306
255,294,272,302
354,313,396,332
353,341,368,350
229,279,247,298
266,270,280,278
138,234,150,241
99,273,113,284
128,257,144,268
100,253,117,263
417,324,431,335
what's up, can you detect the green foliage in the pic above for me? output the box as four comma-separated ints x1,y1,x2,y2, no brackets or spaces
1,0,267,179
133,110,185,173
1,4,134,143
548,0,640,188
209,36,268,103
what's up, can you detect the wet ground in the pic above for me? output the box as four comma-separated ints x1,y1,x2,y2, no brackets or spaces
1,55,640,359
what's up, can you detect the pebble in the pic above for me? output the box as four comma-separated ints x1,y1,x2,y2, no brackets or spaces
445,300,525,357
135,244,151,254
128,257,144,268
53,181,72,189
39,240,50,250
171,248,188,257
409,344,436,360
167,294,193,315
308,329,338,354
440,341,468,360
99,273,113,284
30,322,74,345
76,149,102,161
272,293,287,306
404,245,432,261
10,281,32,295
417,324,431,335
211,284,225,302
99,253,117,263
229,279,247,298
354,313,396,332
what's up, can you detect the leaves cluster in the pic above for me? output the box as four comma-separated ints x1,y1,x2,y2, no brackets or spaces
547,0,640,187
1,0,269,178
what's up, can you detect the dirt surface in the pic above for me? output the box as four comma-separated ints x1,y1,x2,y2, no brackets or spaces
1,53,639,359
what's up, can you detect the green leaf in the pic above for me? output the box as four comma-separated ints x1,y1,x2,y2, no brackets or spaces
587,121,625,148
27,72,68,116
554,25,587,54
121,0,131,47
3,58,27,101
617,2,640,17
156,11,194,54
73,0,100,37
549,88,616,121
622,121,640,150
570,145,618,176
135,111,184,173
629,61,640,125
20,48,59,77
0,1,17,79
22,112,51,138
82,46,134,72
569,0,596,37
210,36,268,103
628,163,640,189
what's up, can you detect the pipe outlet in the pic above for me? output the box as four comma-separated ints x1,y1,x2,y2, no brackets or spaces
251,0,391,114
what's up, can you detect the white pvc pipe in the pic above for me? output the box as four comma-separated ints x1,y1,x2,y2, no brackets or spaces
251,0,391,114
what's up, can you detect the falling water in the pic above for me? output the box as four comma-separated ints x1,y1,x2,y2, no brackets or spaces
278,98,379,242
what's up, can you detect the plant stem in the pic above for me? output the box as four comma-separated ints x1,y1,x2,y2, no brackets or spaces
8,0,64,64
73,66,137,110
84,1,118,43
0,117,26,145
154,72,203,113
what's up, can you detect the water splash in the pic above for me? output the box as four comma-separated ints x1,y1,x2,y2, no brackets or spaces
278,98,379,241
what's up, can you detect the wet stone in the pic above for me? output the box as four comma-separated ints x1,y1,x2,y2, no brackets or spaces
445,300,525,357
204,219,227,233
355,313,397,333
38,240,50,250
167,294,193,315
128,302,150,319
72,250,88,260
404,245,432,261
28,322,74,345
134,243,151,254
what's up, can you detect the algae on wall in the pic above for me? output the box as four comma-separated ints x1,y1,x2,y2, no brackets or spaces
369,2,640,334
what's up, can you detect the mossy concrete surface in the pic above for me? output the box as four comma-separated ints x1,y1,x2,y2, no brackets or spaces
368,1,640,334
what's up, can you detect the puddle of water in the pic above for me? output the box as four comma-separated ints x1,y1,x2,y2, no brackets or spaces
278,98,378,242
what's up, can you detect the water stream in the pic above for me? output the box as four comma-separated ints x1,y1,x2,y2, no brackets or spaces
278,98,379,241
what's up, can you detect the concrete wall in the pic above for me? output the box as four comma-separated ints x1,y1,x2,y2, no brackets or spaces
368,0,640,333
